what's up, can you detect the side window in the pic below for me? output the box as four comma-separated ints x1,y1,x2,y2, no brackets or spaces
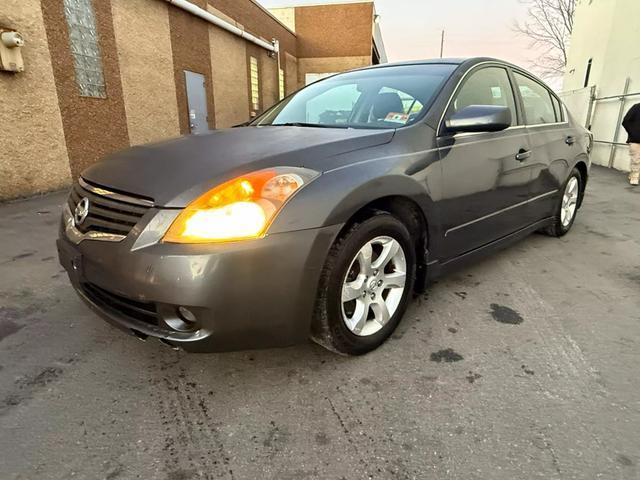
514,72,556,125
550,94,563,122
450,67,517,126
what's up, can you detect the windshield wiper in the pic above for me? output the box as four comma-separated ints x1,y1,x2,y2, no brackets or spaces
270,122,348,129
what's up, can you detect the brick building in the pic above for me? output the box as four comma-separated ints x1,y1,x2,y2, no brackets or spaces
0,0,386,200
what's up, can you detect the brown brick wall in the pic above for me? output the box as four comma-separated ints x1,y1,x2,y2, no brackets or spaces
41,0,130,178
209,0,297,58
260,50,279,112
284,52,298,96
295,3,374,59
1,0,379,200
168,5,216,134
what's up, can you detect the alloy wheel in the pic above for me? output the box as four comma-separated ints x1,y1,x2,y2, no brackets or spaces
561,176,579,227
341,236,407,337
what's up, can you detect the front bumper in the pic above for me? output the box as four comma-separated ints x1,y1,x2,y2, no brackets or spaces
58,206,341,352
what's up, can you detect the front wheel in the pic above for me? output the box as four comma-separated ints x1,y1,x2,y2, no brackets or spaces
543,167,582,237
311,213,416,355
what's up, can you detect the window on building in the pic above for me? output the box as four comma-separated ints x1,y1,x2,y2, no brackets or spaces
250,56,260,112
279,68,285,100
447,67,517,129
63,0,106,98
513,72,556,125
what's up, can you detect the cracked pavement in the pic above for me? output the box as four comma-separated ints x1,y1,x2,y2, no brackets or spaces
1,166,639,479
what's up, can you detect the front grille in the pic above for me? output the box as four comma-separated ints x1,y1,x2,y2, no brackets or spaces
68,179,152,236
82,282,159,326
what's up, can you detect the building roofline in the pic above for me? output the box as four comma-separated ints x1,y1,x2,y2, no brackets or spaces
265,0,373,7
248,0,297,36
373,20,387,63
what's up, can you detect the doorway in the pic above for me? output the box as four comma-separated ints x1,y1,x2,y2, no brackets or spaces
184,70,210,135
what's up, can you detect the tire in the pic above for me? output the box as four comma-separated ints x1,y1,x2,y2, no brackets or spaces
311,212,416,355
542,167,582,237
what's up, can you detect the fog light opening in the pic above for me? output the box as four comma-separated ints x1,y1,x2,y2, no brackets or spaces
177,306,197,325
164,306,199,332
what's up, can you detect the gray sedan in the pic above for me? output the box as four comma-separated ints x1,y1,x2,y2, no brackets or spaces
57,57,591,355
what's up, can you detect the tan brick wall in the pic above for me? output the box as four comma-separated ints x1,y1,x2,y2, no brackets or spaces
269,7,295,32
284,52,298,95
111,0,180,145
0,0,71,200
209,26,250,128
297,56,371,86
260,51,279,112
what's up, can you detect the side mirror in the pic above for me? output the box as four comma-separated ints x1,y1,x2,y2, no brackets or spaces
445,105,512,134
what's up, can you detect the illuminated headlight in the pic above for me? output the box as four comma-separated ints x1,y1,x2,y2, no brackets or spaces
163,167,319,243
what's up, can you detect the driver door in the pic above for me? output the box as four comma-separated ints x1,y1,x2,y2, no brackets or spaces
437,66,534,259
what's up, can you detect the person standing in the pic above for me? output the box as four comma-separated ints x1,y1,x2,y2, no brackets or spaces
622,102,640,185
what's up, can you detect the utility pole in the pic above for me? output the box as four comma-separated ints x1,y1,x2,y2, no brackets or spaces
440,30,445,58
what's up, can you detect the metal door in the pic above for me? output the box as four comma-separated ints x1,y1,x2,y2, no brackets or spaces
184,71,209,135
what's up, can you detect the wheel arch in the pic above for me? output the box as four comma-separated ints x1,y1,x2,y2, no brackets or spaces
574,159,588,208
333,195,431,293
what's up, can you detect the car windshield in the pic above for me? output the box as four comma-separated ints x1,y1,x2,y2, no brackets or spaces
252,64,457,130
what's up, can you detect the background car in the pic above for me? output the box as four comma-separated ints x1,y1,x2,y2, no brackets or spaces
57,57,591,355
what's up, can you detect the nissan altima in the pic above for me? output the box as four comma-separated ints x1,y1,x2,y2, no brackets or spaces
57,57,591,355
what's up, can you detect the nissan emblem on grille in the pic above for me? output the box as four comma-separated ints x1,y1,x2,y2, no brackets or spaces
74,197,90,226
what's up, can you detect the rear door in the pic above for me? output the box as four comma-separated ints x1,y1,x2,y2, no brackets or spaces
512,71,573,220
437,65,534,259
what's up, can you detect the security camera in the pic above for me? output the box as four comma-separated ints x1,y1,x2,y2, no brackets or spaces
1,31,25,48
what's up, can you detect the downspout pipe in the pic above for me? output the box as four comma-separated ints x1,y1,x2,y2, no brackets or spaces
162,0,278,53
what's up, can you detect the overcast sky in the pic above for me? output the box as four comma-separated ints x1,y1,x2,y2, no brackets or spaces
258,0,547,76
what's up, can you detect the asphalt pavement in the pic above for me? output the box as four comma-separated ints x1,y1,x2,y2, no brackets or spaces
1,165,638,480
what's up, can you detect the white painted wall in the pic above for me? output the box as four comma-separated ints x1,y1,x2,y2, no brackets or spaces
563,0,640,171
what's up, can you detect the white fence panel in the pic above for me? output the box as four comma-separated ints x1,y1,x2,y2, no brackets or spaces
558,87,592,127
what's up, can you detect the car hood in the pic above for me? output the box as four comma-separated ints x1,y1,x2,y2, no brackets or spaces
82,126,395,207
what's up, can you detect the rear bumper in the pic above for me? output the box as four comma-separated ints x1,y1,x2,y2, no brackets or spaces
57,218,341,353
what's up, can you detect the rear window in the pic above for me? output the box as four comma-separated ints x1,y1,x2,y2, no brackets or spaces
550,94,564,122
514,72,557,125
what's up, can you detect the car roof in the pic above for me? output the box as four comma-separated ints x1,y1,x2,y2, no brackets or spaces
350,57,556,92
357,57,524,72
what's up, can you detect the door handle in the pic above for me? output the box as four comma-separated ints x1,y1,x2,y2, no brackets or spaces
515,149,531,162
565,135,575,145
